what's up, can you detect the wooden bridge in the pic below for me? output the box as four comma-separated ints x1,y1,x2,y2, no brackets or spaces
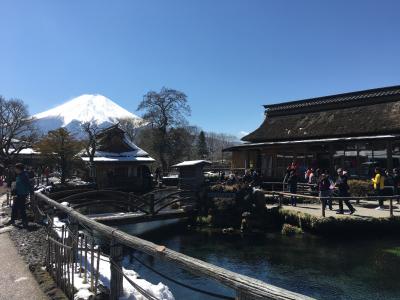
43,187,196,225
32,190,313,300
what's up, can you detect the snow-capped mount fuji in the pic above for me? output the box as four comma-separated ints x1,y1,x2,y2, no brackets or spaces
33,94,143,136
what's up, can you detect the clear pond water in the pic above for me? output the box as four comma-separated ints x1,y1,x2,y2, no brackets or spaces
119,224,400,300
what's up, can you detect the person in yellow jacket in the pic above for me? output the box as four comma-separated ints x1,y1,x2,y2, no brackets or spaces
372,167,385,210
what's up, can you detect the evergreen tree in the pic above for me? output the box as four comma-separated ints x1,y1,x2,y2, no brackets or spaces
197,131,209,159
36,128,83,184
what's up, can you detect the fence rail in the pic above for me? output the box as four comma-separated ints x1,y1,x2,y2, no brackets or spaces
265,191,400,218
34,191,313,300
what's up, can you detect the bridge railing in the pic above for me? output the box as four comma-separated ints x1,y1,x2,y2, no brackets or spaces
33,191,314,300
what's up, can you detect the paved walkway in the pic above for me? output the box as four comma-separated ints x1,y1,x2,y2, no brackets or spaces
0,192,47,300
268,200,400,219
0,233,47,300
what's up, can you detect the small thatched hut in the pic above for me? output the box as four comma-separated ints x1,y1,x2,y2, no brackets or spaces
81,124,155,190
224,85,400,179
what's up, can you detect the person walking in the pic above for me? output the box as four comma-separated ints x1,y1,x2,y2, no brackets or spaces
318,171,332,210
335,168,355,214
6,163,32,227
287,169,298,206
392,168,400,204
372,167,385,210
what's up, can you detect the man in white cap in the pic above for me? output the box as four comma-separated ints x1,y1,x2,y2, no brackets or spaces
335,168,355,214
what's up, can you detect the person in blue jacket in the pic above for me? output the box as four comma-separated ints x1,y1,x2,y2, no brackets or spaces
8,163,32,227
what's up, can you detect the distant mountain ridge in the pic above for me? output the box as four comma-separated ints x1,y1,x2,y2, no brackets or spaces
33,94,143,136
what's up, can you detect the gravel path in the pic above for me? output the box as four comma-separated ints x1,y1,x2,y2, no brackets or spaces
9,223,48,268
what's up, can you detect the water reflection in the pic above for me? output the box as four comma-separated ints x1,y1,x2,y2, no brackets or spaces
119,224,400,300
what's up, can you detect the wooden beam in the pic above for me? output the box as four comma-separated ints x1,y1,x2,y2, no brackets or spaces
90,210,189,226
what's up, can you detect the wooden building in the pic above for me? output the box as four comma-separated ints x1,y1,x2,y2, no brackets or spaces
171,160,211,190
224,85,400,179
81,124,155,190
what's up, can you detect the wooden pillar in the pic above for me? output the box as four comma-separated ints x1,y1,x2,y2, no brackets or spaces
389,197,394,218
328,144,335,175
110,241,123,300
387,141,393,170
356,144,361,176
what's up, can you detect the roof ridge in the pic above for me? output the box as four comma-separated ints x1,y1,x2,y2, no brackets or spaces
264,85,400,111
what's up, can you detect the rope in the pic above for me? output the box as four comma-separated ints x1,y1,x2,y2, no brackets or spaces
130,254,235,300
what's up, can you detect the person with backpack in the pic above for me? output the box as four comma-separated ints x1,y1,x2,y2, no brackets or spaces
6,163,32,228
287,169,298,206
372,167,385,210
335,168,355,214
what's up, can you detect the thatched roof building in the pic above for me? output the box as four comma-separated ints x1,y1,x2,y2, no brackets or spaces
224,85,400,179
81,124,155,190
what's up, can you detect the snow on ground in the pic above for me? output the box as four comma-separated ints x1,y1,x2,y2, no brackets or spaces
72,247,174,300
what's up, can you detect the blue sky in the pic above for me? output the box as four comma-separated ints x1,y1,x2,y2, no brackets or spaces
1,0,400,138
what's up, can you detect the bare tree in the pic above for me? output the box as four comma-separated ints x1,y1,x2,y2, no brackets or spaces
117,117,147,143
81,121,99,163
205,132,238,161
0,96,37,166
137,87,191,172
81,121,100,182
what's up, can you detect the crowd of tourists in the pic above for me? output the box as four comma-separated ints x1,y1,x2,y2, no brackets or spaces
283,161,400,213
222,169,261,186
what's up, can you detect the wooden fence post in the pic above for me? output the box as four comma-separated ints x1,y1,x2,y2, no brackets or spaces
33,193,42,223
389,197,394,218
278,194,283,207
110,241,123,300
320,197,325,217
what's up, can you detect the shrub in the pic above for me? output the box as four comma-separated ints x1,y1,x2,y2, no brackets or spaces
348,179,373,197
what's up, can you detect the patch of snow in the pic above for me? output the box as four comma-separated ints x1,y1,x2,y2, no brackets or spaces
81,156,155,162
74,288,94,300
171,160,212,167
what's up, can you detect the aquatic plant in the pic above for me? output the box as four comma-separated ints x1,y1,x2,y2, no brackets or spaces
384,247,400,257
281,223,303,235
